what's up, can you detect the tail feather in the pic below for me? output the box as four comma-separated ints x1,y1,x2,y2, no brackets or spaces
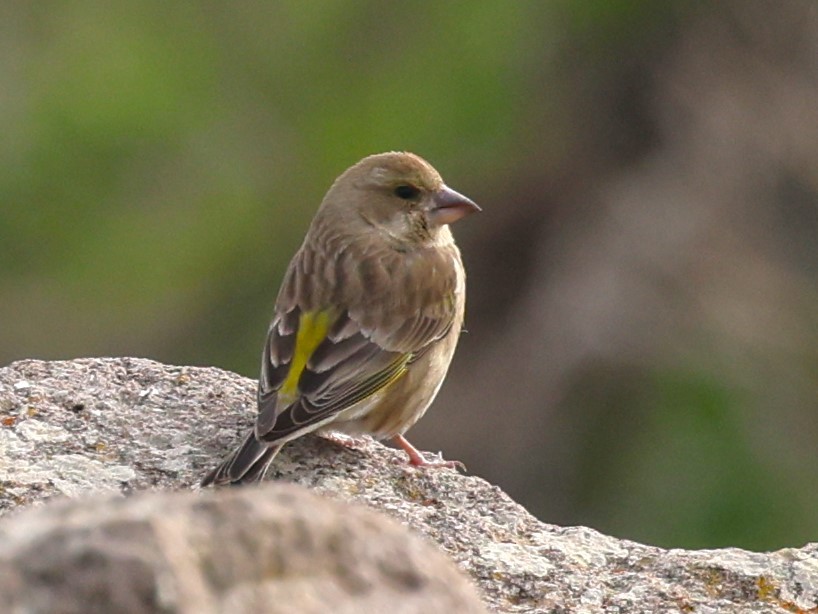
200,430,282,487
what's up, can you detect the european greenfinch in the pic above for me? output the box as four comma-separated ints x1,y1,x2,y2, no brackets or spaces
201,152,479,486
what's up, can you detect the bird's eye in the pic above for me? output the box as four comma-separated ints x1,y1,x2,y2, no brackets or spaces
393,184,420,200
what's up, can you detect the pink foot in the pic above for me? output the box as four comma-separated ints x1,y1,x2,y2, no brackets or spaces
320,431,365,449
393,435,465,471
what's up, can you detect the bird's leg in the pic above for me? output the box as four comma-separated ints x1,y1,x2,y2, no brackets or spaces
392,434,465,471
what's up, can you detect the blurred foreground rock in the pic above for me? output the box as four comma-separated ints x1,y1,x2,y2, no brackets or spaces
0,357,816,613
0,483,485,614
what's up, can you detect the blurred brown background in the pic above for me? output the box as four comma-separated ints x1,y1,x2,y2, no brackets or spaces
2,1,818,550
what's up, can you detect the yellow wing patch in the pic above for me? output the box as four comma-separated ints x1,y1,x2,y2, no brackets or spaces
279,310,334,403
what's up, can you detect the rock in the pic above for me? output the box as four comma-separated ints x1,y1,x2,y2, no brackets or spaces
0,357,817,613
0,483,486,614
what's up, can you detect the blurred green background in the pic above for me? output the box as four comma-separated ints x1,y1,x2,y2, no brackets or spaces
3,1,818,551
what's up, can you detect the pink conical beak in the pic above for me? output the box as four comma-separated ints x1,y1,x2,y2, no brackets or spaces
429,185,481,226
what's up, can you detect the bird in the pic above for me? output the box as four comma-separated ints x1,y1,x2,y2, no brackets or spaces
201,151,480,486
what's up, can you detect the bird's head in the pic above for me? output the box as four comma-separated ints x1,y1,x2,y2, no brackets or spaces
320,152,480,247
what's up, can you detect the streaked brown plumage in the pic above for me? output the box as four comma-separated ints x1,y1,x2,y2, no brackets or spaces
201,152,479,486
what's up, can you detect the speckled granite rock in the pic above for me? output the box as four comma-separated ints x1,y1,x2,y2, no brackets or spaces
1,357,817,613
